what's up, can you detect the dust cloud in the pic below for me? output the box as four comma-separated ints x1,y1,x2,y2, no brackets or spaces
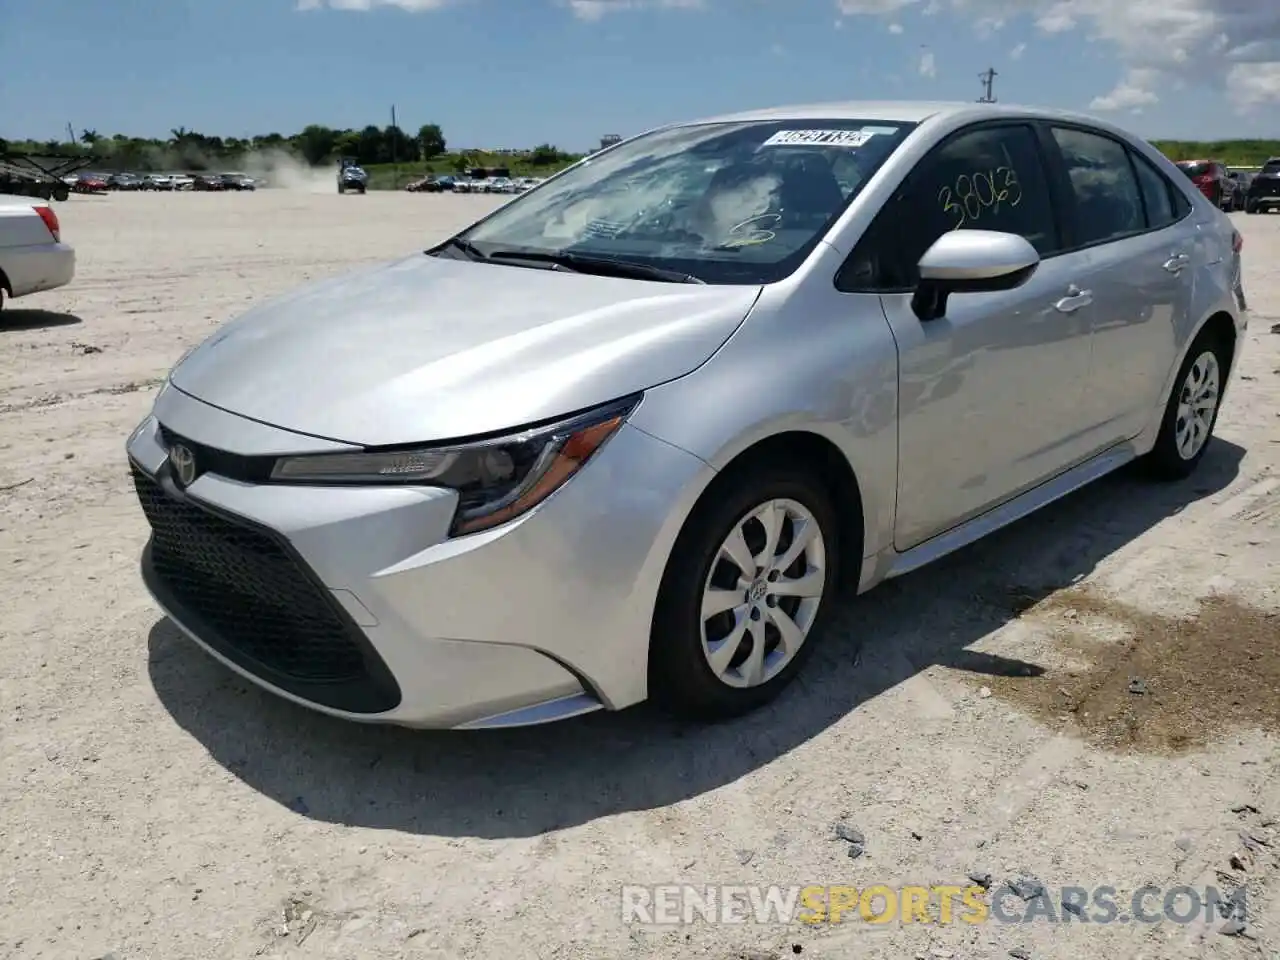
236,149,334,193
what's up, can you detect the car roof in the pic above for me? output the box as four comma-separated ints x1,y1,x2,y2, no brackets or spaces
677,100,1120,129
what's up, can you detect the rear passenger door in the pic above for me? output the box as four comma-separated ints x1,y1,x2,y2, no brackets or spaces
1044,125,1195,446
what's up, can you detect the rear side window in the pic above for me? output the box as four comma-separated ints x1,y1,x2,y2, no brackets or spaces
1130,151,1177,229
1050,127,1145,246
838,123,1059,291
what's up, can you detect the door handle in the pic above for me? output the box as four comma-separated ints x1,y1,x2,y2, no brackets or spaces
1054,286,1093,313
1163,253,1191,273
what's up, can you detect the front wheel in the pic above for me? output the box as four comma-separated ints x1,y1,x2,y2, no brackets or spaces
1143,329,1229,480
649,464,843,720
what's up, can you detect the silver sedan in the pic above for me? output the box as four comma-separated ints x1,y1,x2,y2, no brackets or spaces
125,101,1247,729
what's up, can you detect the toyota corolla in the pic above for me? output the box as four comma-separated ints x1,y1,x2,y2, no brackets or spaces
126,101,1246,729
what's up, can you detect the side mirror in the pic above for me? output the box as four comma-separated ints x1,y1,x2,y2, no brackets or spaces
911,230,1041,322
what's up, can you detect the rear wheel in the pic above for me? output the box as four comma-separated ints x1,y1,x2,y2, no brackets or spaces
649,464,843,720
1143,328,1229,481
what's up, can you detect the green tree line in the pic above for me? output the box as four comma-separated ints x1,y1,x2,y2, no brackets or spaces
0,123,582,173
2,125,1275,173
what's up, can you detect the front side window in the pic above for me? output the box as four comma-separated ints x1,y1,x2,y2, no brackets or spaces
454,119,917,285
1051,127,1145,246
839,123,1058,291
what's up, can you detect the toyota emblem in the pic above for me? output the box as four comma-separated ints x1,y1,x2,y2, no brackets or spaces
169,443,197,487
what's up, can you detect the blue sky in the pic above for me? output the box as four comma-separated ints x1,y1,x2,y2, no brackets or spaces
2,0,1277,151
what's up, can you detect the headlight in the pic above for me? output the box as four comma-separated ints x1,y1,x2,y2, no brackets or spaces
270,394,641,536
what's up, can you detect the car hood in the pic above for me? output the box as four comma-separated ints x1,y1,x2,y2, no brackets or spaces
169,254,761,446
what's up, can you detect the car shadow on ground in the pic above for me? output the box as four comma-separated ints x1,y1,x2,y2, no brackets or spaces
0,308,83,331
147,441,1245,839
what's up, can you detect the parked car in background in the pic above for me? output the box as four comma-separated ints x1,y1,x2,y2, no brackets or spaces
193,174,224,192
142,174,174,191
0,194,75,311
220,173,256,191
485,177,517,194
1175,159,1235,210
1226,170,1252,208
170,174,195,191
74,173,108,194
1245,157,1280,214
108,173,144,191
405,175,434,192
126,101,1246,730
452,177,480,193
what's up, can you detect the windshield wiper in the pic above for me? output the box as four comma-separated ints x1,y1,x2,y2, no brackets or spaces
487,250,705,284
429,237,488,261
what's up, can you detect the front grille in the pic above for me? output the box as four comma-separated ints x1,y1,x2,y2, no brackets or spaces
132,464,400,714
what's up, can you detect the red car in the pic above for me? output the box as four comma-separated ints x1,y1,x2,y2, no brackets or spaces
1175,159,1236,211
72,173,109,194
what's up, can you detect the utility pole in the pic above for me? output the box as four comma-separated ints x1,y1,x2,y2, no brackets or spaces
390,104,398,190
978,67,998,103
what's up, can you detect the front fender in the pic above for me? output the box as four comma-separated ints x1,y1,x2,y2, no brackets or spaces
630,244,900,571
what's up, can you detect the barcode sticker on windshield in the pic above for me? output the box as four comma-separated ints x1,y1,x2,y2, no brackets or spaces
759,129,877,149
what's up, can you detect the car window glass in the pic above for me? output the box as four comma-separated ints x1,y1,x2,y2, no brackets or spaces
460,119,916,285
1051,127,1144,246
840,123,1058,291
1130,151,1176,229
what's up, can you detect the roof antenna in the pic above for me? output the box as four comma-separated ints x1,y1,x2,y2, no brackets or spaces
978,67,998,103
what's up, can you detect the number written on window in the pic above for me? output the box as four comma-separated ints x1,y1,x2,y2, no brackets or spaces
938,167,1023,228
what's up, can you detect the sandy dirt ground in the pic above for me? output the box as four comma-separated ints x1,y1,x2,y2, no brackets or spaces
1,191,1278,960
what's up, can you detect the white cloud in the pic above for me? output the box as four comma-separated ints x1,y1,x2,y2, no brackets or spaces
833,0,1280,109
888,21,904,32
1090,67,1160,110
918,49,937,77
1009,41,1027,59
1228,62,1280,107
565,0,702,18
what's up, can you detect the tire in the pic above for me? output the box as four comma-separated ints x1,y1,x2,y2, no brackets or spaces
1142,328,1230,481
54,185,69,202
337,184,345,194
648,462,844,720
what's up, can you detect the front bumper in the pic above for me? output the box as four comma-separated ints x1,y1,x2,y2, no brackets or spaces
126,386,711,728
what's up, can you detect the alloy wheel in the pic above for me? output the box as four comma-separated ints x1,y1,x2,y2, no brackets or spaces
699,498,827,688
1175,350,1221,460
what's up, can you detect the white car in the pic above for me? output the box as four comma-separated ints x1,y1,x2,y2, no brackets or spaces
0,195,75,310
170,174,195,191
144,174,174,191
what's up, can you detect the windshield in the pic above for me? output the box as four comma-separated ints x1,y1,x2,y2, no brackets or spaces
457,118,916,285
1261,161,1280,175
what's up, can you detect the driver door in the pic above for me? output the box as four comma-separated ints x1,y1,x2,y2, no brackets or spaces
838,122,1098,551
